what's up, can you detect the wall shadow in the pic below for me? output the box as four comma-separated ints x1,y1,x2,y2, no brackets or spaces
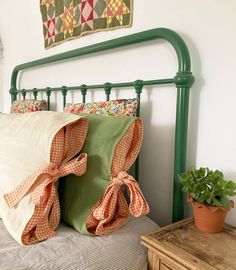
0,38,3,111
0,58,3,111
138,88,175,226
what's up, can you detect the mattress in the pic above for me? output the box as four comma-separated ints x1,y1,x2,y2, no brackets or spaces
0,216,158,270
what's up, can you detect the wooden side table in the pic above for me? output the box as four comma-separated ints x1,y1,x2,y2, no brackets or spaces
141,217,236,270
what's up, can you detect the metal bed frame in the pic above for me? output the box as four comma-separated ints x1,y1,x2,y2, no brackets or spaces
10,28,194,223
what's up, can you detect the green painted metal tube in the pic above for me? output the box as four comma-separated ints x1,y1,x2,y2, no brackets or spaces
33,88,38,101
80,85,87,103
46,87,51,111
10,28,194,223
104,83,111,102
61,86,68,108
22,89,26,100
13,78,174,95
173,86,190,221
11,28,190,91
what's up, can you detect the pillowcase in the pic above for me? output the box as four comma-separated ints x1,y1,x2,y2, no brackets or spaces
0,111,88,245
59,114,149,236
64,98,138,116
10,99,47,113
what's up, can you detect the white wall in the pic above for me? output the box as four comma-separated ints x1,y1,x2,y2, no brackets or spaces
0,1,236,226
0,38,3,110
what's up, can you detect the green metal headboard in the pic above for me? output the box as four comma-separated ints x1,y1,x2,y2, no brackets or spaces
10,28,194,223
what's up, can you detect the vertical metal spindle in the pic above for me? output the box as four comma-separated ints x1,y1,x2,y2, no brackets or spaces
134,80,143,182
134,80,143,117
46,87,51,111
22,89,26,100
61,86,68,109
104,82,112,101
10,88,17,103
81,84,87,103
33,88,38,100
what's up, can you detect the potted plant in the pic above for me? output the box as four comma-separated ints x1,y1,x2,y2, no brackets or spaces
179,167,236,233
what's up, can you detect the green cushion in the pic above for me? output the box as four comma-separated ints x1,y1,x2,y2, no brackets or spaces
59,114,136,235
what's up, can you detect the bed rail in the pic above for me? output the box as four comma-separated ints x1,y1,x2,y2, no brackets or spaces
10,28,194,223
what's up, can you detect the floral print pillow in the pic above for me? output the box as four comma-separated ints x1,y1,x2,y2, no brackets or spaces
10,99,47,113
64,99,139,116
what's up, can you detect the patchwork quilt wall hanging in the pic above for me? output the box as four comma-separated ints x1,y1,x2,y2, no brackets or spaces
40,0,133,49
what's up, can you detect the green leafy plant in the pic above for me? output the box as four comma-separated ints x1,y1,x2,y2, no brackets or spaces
179,167,236,209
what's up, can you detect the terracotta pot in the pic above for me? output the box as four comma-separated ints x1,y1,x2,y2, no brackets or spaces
187,196,234,233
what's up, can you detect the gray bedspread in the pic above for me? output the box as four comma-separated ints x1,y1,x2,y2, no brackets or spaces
0,216,158,270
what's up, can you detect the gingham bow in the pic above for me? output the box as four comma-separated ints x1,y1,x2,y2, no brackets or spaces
90,171,150,235
4,153,87,208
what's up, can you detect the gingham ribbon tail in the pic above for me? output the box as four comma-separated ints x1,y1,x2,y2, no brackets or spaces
4,153,87,208
88,171,150,235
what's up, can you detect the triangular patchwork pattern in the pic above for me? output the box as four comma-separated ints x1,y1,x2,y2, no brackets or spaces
40,0,133,49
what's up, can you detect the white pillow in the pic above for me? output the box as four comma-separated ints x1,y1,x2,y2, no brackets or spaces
0,112,88,245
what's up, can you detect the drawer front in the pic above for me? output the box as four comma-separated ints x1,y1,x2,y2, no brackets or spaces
159,259,186,270
160,262,172,270
148,249,189,270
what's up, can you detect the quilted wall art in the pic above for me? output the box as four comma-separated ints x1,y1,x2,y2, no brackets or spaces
40,0,133,49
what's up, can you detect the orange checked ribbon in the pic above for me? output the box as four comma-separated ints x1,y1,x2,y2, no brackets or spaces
87,171,150,236
4,153,87,209
3,153,87,245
